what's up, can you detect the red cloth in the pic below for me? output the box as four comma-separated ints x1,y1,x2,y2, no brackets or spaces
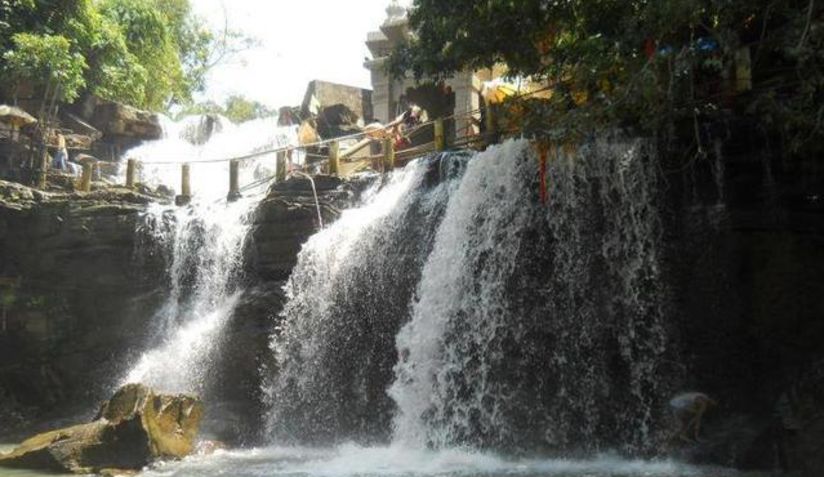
538,144,548,204
644,38,657,60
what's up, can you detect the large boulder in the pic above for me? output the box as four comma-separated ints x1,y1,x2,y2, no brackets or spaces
89,102,162,140
0,384,203,474
71,95,162,155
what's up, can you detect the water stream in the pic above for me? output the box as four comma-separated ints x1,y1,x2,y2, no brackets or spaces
119,115,295,396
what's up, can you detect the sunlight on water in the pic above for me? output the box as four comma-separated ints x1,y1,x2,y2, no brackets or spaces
122,114,298,201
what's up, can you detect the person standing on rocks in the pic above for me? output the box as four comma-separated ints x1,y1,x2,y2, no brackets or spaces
53,133,68,170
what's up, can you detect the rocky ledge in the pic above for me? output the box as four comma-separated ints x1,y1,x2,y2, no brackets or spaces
0,384,203,474
0,181,168,435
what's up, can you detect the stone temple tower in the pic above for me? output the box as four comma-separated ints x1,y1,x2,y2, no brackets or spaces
364,1,497,141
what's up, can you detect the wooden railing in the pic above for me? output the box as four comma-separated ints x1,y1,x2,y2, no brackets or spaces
122,107,500,204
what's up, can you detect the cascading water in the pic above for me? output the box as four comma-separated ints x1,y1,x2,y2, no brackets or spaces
121,116,297,397
266,153,471,444
123,198,254,394
113,136,749,477
267,137,674,455
390,139,545,450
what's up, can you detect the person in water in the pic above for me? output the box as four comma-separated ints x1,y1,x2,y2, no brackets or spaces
670,391,717,442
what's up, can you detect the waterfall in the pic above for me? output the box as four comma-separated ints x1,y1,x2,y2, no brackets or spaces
266,153,471,444
390,139,541,449
121,116,296,396
123,198,254,394
391,138,672,453
267,137,674,454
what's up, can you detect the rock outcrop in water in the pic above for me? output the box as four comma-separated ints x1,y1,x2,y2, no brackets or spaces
0,383,203,474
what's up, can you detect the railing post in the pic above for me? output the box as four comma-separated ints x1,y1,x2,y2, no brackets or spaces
176,163,191,206
485,101,499,147
276,151,287,182
382,138,395,172
227,159,241,202
434,118,446,152
328,141,340,177
79,160,95,192
126,158,137,189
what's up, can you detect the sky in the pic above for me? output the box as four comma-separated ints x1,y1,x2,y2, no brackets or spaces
191,0,410,110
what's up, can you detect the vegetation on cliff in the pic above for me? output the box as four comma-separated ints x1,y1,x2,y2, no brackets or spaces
392,0,823,156
179,94,276,123
0,0,248,111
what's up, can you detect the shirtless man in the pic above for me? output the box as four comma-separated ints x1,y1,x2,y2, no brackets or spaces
670,392,717,442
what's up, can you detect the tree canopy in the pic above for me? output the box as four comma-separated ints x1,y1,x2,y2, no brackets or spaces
0,0,245,112
391,0,824,153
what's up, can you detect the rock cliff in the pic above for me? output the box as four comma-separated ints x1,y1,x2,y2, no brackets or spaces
0,182,169,434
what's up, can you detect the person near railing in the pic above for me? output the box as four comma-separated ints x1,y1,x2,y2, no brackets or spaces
363,104,426,151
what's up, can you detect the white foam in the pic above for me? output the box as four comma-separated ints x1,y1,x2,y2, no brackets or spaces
139,445,743,477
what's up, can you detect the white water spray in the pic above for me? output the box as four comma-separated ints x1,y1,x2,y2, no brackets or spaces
121,115,296,395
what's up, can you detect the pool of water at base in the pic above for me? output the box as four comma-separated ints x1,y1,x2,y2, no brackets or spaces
0,443,779,477
147,445,774,477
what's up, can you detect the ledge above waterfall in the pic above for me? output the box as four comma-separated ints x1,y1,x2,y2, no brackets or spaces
246,173,372,282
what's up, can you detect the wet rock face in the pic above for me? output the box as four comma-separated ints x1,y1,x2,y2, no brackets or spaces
0,175,365,444
0,183,167,433
246,174,363,281
0,384,203,474
659,124,824,472
80,98,162,141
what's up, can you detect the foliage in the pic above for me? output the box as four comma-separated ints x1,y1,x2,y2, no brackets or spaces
180,94,275,124
3,32,86,101
391,0,824,154
0,0,252,112
96,0,208,109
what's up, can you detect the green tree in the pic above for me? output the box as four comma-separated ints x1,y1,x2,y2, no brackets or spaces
97,0,194,109
0,0,250,112
223,95,274,123
391,0,824,151
3,32,86,102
